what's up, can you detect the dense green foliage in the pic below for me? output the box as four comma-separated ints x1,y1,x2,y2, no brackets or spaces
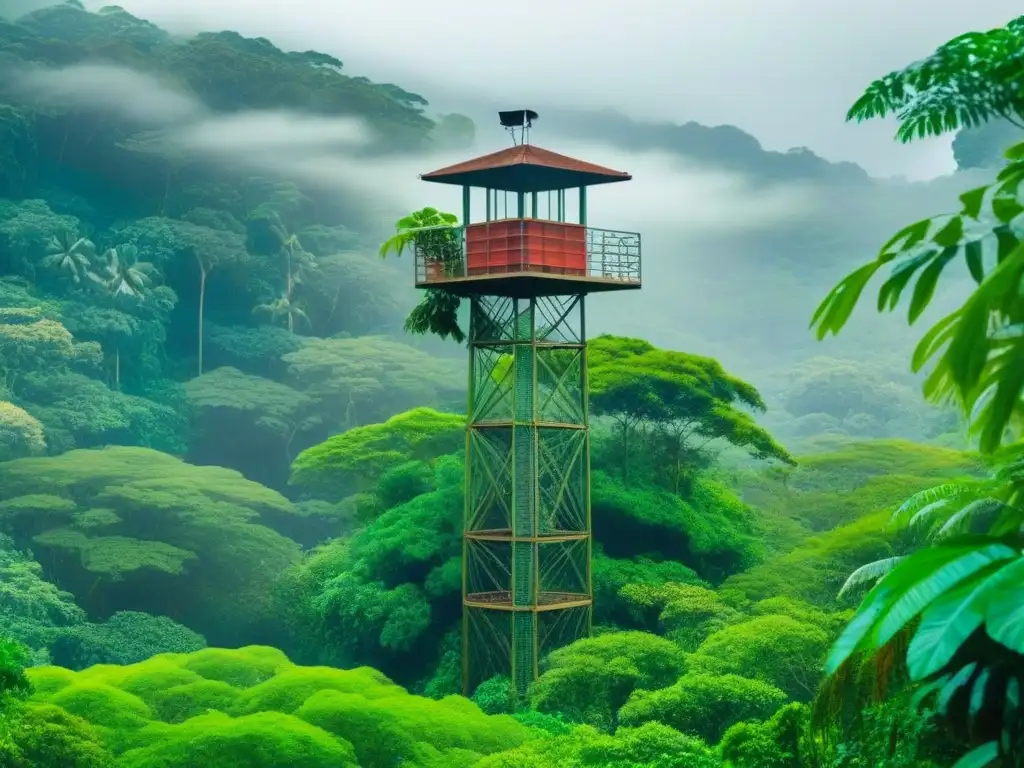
0,2,1004,766
813,14,1024,768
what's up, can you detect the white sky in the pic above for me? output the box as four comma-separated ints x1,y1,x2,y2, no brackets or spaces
88,0,1022,180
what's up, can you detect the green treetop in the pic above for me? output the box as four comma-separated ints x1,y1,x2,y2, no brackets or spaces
588,335,794,489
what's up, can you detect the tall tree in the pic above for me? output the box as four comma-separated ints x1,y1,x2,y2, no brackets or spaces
249,210,318,335
588,335,793,488
93,243,157,389
112,217,247,376
253,295,309,334
40,231,96,286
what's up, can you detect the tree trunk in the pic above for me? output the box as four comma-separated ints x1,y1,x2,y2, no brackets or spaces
162,165,175,217
197,263,207,375
114,347,120,391
621,421,630,485
286,252,294,334
58,125,69,165
672,432,682,495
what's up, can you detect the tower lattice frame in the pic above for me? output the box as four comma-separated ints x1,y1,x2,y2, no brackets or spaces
411,122,640,698
462,293,592,697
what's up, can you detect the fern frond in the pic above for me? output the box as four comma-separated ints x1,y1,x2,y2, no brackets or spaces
894,483,976,523
838,556,908,599
848,16,1024,142
934,498,1005,538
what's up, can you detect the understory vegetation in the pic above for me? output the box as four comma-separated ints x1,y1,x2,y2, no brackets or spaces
0,3,1020,767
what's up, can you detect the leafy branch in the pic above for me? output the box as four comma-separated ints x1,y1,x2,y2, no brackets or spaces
814,17,1024,767
848,15,1024,141
812,141,1024,453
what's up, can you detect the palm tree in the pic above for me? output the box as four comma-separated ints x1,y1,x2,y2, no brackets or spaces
95,243,156,389
99,243,155,299
279,233,317,334
254,213,318,335
253,295,309,333
41,231,97,285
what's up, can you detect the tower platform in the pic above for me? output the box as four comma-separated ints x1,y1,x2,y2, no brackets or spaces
413,219,641,298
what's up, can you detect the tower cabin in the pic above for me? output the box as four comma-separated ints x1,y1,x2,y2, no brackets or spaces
415,112,641,297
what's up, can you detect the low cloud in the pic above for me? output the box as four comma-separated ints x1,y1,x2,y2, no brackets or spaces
4,63,372,157
5,64,204,125
171,111,370,154
4,63,820,238
3,61,996,381
274,143,821,237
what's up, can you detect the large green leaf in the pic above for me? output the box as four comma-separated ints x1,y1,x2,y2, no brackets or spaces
951,741,998,768
938,662,977,714
936,498,1004,538
907,571,991,680
826,540,1015,674
824,598,886,675
968,666,991,720
908,246,960,324
986,564,1024,652
877,248,938,312
876,541,1017,647
810,261,888,340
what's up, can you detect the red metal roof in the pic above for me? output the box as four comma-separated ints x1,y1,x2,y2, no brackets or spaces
420,144,631,192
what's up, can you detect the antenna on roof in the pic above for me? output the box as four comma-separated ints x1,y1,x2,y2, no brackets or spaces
499,109,538,146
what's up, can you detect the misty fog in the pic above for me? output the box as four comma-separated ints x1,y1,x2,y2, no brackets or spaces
1,54,999,399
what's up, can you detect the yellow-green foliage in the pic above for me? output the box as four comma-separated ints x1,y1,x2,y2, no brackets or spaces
179,646,288,688
618,672,787,744
23,645,532,768
27,665,77,695
741,439,982,539
150,679,239,723
474,722,722,768
618,582,739,650
720,509,896,608
528,631,687,730
0,703,115,767
0,400,45,460
290,406,465,495
231,664,399,714
686,613,831,701
118,711,359,768
47,682,153,729
718,701,809,768
722,439,984,607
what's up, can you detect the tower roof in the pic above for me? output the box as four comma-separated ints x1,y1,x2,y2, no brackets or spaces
420,144,631,193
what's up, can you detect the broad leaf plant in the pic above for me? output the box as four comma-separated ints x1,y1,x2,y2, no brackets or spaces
810,15,1024,767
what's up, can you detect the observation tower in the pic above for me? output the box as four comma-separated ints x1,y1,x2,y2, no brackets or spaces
415,110,641,697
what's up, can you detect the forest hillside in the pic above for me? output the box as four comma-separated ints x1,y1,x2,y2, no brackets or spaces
0,3,1019,768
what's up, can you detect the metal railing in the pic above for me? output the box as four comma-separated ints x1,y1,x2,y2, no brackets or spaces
413,225,467,282
586,227,641,283
413,222,642,284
